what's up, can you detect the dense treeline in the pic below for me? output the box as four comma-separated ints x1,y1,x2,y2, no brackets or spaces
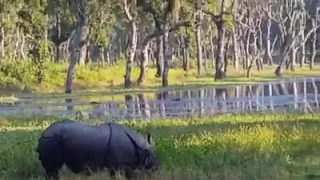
0,0,319,93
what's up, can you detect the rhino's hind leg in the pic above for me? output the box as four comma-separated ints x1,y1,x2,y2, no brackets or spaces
40,154,64,180
44,170,60,180
109,168,126,179
40,156,63,180
108,169,116,179
38,137,64,180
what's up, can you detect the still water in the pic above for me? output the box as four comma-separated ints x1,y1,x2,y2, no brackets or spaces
0,77,319,120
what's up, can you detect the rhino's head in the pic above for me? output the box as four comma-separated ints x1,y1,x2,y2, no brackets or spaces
125,132,161,172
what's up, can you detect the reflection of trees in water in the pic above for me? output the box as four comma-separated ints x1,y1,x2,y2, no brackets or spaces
198,89,204,117
259,80,320,97
125,94,134,118
156,91,168,118
215,88,227,113
176,79,318,115
65,98,73,111
312,79,319,110
138,94,150,118
7,78,319,118
125,80,319,117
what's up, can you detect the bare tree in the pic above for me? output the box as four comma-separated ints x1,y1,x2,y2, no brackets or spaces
123,0,138,88
272,0,318,76
209,26,216,69
234,5,248,70
204,0,235,80
298,6,306,67
65,0,88,94
136,0,162,85
136,21,190,85
182,33,190,71
236,0,264,77
135,0,189,85
155,36,163,77
232,3,240,70
162,0,190,87
262,1,276,66
0,26,4,60
309,7,319,69
195,0,205,76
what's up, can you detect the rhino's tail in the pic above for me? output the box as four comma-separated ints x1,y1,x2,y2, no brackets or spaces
36,119,73,153
37,133,64,162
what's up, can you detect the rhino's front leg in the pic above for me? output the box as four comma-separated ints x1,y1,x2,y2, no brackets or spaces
83,167,92,176
45,171,60,180
109,169,117,179
125,169,138,180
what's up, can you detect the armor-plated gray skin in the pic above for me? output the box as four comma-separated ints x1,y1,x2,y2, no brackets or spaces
36,119,161,180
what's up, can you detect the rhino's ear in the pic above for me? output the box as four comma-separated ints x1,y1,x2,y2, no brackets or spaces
146,132,153,145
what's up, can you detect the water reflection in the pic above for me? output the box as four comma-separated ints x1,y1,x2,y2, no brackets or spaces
0,78,320,119
138,94,150,118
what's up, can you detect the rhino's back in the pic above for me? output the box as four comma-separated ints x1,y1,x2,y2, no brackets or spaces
40,119,75,138
59,121,111,160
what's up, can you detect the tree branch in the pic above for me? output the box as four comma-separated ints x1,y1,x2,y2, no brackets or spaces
123,0,133,21
203,10,232,22
141,21,191,47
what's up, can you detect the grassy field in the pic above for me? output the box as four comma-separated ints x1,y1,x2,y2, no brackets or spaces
1,61,320,98
1,113,320,179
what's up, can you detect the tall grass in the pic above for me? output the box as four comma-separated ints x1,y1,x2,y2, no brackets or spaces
1,113,320,179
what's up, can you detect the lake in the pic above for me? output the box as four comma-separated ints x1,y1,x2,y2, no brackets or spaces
0,77,319,120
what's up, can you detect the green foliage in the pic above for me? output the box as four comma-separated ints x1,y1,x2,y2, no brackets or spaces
177,0,194,34
0,61,36,86
204,0,234,31
1,113,320,179
88,0,118,47
206,0,220,12
0,1,20,30
46,0,77,44
34,39,50,83
16,0,48,38
149,0,167,25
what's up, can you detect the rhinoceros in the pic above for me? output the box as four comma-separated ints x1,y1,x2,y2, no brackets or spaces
36,119,161,180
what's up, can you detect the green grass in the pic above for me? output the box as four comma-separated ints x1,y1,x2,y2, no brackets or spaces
1,60,320,98
1,113,320,179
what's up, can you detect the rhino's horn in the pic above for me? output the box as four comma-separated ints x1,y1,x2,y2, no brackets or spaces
124,132,142,159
